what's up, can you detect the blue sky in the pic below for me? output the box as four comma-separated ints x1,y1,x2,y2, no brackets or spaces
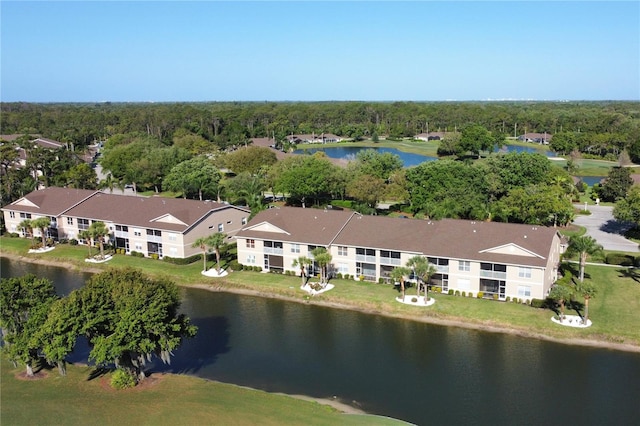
1,1,638,102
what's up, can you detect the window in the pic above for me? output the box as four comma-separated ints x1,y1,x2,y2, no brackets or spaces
242,217,247,225
291,244,300,253
146,229,161,237
338,246,348,256
218,223,224,232
519,267,532,278
78,218,90,230
169,247,178,256
246,239,255,248
458,261,470,272
67,217,74,225
246,255,256,264
428,257,449,267
134,231,142,237
134,243,143,251
20,213,32,219
336,263,349,274
518,286,531,297
9,212,15,219
115,225,128,232
380,250,400,259
167,233,177,242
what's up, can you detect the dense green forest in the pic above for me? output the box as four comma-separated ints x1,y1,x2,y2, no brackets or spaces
2,101,639,159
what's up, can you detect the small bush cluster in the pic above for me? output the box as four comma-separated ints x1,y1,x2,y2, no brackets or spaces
448,289,454,295
411,297,418,303
110,369,135,390
476,291,484,299
69,239,78,245
163,254,202,265
530,298,546,308
129,251,145,258
605,253,635,267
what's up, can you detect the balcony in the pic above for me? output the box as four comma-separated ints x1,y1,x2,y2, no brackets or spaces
380,257,401,266
356,254,376,263
147,235,162,244
480,270,507,280
264,247,283,255
435,265,449,273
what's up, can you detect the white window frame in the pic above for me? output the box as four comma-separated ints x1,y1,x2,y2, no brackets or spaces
458,260,470,272
338,246,348,256
291,243,300,254
519,267,532,278
246,255,256,264
518,285,531,297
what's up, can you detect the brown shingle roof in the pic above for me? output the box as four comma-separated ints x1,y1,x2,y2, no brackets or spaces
241,207,559,268
1,187,98,216
64,193,248,233
237,206,356,246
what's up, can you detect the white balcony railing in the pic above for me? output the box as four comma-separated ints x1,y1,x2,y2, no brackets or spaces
380,257,401,266
480,270,507,280
356,255,376,263
264,247,283,255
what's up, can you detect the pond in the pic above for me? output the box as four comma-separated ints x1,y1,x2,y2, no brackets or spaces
294,144,557,167
2,257,639,426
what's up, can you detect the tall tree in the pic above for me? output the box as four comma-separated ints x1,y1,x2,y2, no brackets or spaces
0,274,58,376
597,167,633,202
576,280,597,324
273,154,337,208
613,185,640,227
311,247,332,286
31,217,51,248
163,156,221,200
567,236,603,282
548,282,573,322
406,256,436,300
292,256,312,286
78,268,197,383
390,266,411,301
192,236,211,272
457,124,494,158
207,232,227,274
88,221,110,259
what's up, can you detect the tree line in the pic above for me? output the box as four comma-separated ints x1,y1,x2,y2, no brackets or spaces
2,101,639,159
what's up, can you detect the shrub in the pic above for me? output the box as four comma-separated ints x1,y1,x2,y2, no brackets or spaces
378,278,385,284
70,239,78,245
411,297,418,303
336,273,343,279
58,238,68,244
506,296,511,302
605,253,634,266
477,292,484,299
151,253,159,260
461,291,466,297
454,290,460,296
468,292,473,298
530,298,545,308
110,369,135,390
492,294,499,300
163,254,202,265
359,275,365,281
448,289,454,295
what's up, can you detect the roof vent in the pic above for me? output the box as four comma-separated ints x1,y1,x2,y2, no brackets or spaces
524,235,527,238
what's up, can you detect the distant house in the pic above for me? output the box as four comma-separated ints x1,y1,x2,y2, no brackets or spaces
415,132,447,141
2,187,251,259
235,206,563,301
518,133,552,144
286,133,343,144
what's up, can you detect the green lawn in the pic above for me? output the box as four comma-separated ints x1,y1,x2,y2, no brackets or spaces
2,236,640,348
0,358,403,425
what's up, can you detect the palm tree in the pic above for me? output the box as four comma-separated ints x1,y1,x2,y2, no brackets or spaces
390,266,411,301
567,236,603,282
191,236,210,272
88,221,109,259
31,217,51,247
207,232,227,274
78,229,93,258
19,218,34,247
311,247,332,287
548,283,573,322
576,280,597,324
406,256,437,301
292,256,311,287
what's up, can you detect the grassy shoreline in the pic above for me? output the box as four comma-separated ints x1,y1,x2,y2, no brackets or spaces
2,237,639,353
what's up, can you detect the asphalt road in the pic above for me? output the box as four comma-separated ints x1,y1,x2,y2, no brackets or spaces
573,204,639,253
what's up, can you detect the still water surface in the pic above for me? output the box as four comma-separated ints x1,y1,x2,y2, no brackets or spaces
2,257,639,425
294,145,556,167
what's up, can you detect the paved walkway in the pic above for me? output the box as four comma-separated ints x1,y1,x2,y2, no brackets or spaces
572,205,639,253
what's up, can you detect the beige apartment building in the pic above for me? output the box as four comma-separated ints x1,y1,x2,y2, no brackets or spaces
235,207,563,301
2,187,250,259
